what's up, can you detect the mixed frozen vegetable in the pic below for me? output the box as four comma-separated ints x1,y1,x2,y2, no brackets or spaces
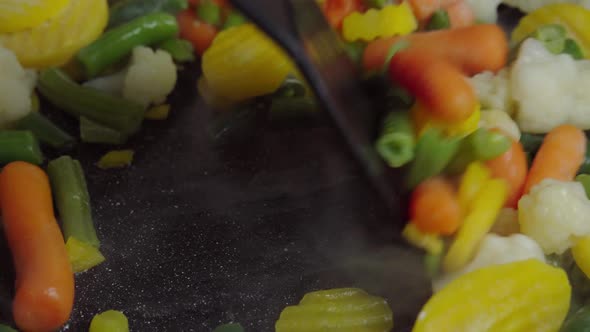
3,0,590,331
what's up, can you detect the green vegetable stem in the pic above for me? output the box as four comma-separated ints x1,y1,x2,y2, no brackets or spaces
77,12,179,78
16,111,75,150
446,128,511,174
0,130,43,165
158,38,195,62
426,10,450,31
38,68,144,135
108,0,189,28
406,128,461,189
375,111,415,168
47,156,100,248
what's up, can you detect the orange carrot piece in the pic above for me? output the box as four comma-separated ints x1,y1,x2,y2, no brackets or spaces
523,124,587,194
389,50,477,122
177,9,218,56
410,176,462,235
363,24,508,74
485,135,528,208
323,0,365,29
446,0,475,28
0,162,74,332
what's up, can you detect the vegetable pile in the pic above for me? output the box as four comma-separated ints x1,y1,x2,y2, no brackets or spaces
3,0,590,331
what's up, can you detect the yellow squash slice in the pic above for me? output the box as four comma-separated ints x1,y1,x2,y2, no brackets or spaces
0,0,71,33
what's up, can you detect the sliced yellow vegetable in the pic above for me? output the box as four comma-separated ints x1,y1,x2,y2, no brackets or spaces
65,236,105,273
457,161,491,213
443,178,508,272
342,3,417,42
411,102,480,139
573,235,590,279
276,288,393,332
202,24,296,102
97,150,134,170
0,0,71,33
402,223,444,255
145,104,171,120
413,259,570,332
511,3,590,58
0,0,108,68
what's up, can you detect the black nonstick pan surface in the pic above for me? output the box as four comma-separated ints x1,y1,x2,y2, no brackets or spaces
0,6,523,332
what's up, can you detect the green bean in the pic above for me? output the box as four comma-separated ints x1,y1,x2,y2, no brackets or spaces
406,128,461,189
197,0,222,26
80,117,129,145
77,12,179,78
38,68,144,135
158,38,195,62
47,156,100,248
446,128,511,174
0,130,43,165
108,0,188,28
426,10,450,31
563,38,584,59
375,111,415,168
16,111,75,150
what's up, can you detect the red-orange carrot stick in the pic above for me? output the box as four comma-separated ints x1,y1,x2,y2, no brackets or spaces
388,50,477,122
363,24,508,74
410,176,462,235
0,162,74,332
485,135,528,208
177,9,218,56
523,124,587,194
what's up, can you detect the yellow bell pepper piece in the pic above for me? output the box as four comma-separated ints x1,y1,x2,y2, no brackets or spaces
0,0,108,68
457,161,491,213
511,3,590,58
97,150,134,170
65,236,105,273
572,235,590,279
202,24,296,102
342,3,417,42
402,223,444,255
413,259,571,332
411,102,480,139
443,178,508,272
0,0,71,33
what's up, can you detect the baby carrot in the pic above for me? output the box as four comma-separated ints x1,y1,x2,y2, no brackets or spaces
0,162,74,332
485,134,528,208
363,24,508,74
389,50,477,122
177,9,218,56
523,124,587,194
410,176,462,235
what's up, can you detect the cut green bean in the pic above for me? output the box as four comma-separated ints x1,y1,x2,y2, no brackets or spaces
16,111,75,150
213,323,244,332
47,156,100,248
197,0,222,26
158,38,195,62
0,324,17,332
89,310,129,332
38,68,144,135
223,11,247,29
446,128,511,174
426,10,450,31
0,130,43,165
108,0,188,28
563,38,584,59
80,116,129,145
77,12,179,78
375,111,415,168
406,128,461,189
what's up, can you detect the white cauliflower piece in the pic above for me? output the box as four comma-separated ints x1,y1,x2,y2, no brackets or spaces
519,179,590,254
479,109,521,141
82,70,126,97
433,233,545,292
470,69,513,115
511,38,590,133
123,46,177,108
0,45,37,128
502,0,590,13
466,0,503,23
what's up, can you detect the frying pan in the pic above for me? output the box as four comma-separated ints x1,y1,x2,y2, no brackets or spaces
0,5,523,332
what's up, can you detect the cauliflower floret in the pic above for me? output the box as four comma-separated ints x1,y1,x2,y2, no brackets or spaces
479,109,521,141
123,46,177,108
466,0,503,23
470,69,513,115
511,38,590,133
502,0,590,13
519,179,590,254
0,45,37,127
433,233,545,292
